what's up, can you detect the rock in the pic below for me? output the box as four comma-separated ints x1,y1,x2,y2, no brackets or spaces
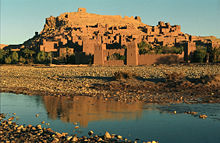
117,135,123,140
66,136,72,141
199,114,208,119
104,131,111,139
56,132,62,138
27,125,32,128
53,138,59,142
74,126,79,129
97,138,103,141
37,125,42,129
88,130,94,136
71,136,78,142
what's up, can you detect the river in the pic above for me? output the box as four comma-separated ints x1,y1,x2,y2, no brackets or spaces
0,93,220,143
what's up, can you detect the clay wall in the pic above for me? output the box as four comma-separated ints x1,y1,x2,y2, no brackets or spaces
83,38,96,55
127,41,138,65
138,54,183,65
59,48,74,57
184,42,196,62
40,40,58,52
175,36,187,43
147,36,155,43
94,43,106,65
104,49,125,57
104,60,124,66
161,28,170,34
162,37,176,46
78,8,87,13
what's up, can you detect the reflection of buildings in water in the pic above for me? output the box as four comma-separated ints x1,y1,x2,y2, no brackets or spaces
42,96,143,127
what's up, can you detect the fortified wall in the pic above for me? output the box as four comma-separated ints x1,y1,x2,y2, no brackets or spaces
5,8,220,65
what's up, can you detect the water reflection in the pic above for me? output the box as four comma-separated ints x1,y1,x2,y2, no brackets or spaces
2,93,220,142
42,96,143,127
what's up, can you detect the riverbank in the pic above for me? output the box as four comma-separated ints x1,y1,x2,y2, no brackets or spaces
0,64,220,103
1,113,156,143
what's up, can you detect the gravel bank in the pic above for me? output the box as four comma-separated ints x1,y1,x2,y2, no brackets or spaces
0,64,220,103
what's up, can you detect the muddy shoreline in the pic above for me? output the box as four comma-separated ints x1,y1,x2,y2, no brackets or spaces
0,64,220,104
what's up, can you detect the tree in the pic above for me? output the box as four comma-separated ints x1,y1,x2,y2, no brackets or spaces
209,47,220,63
108,53,125,60
191,47,207,63
161,46,183,54
5,56,12,64
0,49,6,64
22,48,35,63
36,51,46,64
11,51,19,64
138,41,152,54
46,52,53,64
19,56,26,64
154,45,163,54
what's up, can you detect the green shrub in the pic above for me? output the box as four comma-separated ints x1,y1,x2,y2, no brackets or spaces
11,51,19,64
138,41,152,54
5,56,12,64
191,47,207,63
46,52,53,64
0,49,6,64
209,47,220,63
19,56,26,64
36,51,46,64
21,48,35,63
162,46,183,54
108,53,125,60
154,46,163,54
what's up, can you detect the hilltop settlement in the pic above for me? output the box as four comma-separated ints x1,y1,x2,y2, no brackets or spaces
1,8,220,65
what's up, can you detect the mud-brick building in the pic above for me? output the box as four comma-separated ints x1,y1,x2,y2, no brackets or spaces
4,8,219,65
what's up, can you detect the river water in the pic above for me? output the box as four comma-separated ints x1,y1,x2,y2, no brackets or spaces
0,93,220,143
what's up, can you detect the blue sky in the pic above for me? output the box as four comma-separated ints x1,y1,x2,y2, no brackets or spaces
1,0,220,44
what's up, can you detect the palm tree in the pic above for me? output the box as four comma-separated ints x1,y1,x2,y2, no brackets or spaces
22,48,36,63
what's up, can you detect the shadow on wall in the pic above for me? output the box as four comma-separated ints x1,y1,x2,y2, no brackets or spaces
75,52,93,64
155,55,181,64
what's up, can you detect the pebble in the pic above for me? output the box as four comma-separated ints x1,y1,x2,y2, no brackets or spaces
88,130,94,136
117,135,123,139
71,136,78,142
104,131,112,139
199,114,208,119
1,65,219,104
74,126,79,129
